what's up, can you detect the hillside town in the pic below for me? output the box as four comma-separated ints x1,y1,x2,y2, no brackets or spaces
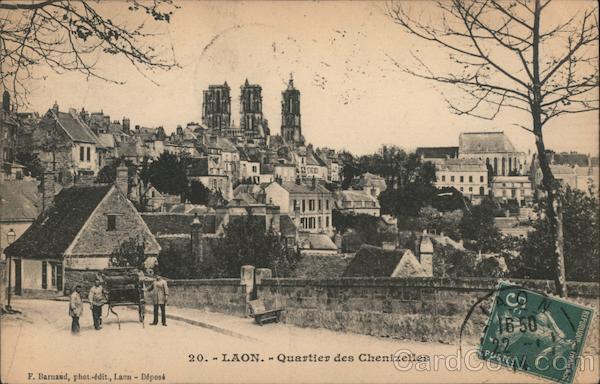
1,75,598,296
1,1,599,383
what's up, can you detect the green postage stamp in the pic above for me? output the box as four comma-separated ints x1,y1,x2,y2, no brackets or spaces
479,282,594,384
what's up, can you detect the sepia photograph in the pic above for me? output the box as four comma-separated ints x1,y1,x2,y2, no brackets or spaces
0,1,598,383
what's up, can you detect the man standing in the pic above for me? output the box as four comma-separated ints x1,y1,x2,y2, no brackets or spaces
88,279,106,330
69,285,83,335
148,275,168,326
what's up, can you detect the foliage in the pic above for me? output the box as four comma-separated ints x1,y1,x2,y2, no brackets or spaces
15,151,43,177
431,187,470,212
387,0,599,295
513,187,599,282
146,152,189,197
186,180,211,205
1,0,178,108
211,216,298,277
110,236,146,268
95,158,136,186
333,210,388,251
433,242,507,278
416,206,463,241
460,197,502,253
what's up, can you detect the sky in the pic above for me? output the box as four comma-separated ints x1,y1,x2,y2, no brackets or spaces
14,1,599,156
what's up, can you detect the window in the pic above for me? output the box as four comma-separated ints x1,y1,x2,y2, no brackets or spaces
42,261,48,289
480,176,484,183
468,187,473,192
441,175,446,182
326,216,330,228
326,200,329,210
107,214,117,231
80,147,85,161
460,176,464,183
451,176,455,182
479,186,485,196
318,199,322,211
469,176,473,183
252,165,257,173
309,200,315,211
86,147,91,161
460,187,464,192
318,217,322,228
302,200,306,212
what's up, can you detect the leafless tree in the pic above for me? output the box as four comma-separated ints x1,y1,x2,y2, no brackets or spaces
386,0,599,296
0,0,179,109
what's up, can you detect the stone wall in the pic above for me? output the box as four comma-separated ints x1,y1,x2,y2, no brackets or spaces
168,279,247,316
257,277,600,348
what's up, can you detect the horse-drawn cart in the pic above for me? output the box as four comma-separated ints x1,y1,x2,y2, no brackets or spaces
101,268,148,329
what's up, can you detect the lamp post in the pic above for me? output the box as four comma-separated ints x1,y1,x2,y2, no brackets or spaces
6,228,16,312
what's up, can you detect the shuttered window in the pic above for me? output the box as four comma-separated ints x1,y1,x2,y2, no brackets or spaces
107,214,117,231
42,261,48,289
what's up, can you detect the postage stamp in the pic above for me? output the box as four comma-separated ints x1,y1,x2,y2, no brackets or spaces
479,282,594,384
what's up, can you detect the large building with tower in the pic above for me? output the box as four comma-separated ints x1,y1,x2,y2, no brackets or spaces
281,75,302,146
239,79,268,139
202,82,231,132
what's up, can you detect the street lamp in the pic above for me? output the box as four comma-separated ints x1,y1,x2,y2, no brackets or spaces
6,228,16,312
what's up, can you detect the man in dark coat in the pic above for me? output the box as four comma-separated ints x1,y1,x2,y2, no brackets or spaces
148,276,169,326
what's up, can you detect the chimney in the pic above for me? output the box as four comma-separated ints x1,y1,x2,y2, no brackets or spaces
52,101,59,114
116,165,128,195
2,90,9,113
41,171,56,213
191,213,204,262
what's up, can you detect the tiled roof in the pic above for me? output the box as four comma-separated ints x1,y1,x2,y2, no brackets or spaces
355,172,387,190
298,233,337,251
459,131,517,153
0,180,40,222
280,215,297,237
141,213,216,235
551,152,589,167
439,158,486,172
5,185,113,258
338,190,379,204
416,146,459,159
342,244,407,277
54,111,99,144
280,181,332,195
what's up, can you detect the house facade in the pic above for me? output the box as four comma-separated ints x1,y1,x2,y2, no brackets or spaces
4,183,160,295
435,158,488,202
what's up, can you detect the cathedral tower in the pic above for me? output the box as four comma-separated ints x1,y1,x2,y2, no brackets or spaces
202,82,231,131
281,74,301,145
239,79,265,137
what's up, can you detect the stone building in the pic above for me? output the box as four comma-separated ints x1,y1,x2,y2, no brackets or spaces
239,79,269,139
281,75,302,146
4,181,160,295
263,180,334,235
342,244,432,278
458,131,526,176
435,158,488,203
491,175,534,207
335,190,381,216
202,82,232,132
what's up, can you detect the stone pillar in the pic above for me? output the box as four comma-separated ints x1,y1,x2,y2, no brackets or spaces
240,265,255,294
255,268,272,285
419,233,434,277
191,214,203,263
116,165,128,195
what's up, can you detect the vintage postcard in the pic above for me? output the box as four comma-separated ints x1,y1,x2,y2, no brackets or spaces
1,1,598,383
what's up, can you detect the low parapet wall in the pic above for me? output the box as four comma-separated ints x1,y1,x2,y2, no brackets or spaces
167,279,247,316
256,277,600,346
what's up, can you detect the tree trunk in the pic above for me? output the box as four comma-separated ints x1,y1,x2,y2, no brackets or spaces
531,0,566,297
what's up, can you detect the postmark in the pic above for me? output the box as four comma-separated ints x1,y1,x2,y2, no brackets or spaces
479,282,594,384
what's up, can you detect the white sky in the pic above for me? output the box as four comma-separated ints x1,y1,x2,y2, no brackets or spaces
19,1,599,156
